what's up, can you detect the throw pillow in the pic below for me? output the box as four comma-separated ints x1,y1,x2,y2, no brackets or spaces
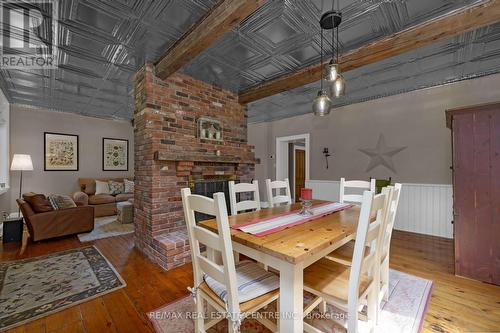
95,180,110,195
47,194,77,210
47,194,58,210
108,180,124,195
124,179,134,193
23,193,54,213
83,181,96,195
55,195,77,209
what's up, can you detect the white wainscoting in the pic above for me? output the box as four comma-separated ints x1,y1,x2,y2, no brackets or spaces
305,180,453,239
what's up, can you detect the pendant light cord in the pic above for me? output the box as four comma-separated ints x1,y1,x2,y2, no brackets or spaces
331,0,335,62
336,0,339,64
320,22,323,91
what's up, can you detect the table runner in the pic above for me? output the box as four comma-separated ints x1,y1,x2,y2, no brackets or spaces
232,202,353,237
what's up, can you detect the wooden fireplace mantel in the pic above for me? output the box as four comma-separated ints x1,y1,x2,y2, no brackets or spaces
154,150,258,165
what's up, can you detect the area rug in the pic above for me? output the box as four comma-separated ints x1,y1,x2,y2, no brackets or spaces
78,215,134,242
0,246,126,331
148,269,432,333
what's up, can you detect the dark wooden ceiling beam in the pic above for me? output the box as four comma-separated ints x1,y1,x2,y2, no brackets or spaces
155,0,266,80
238,0,500,104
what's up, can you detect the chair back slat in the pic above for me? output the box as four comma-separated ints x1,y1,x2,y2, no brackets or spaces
339,178,376,204
265,178,292,207
272,195,291,205
187,194,217,216
268,180,289,189
198,255,225,283
233,182,258,192
344,180,373,188
229,180,261,215
342,194,364,204
366,222,381,243
236,200,260,212
181,188,240,313
193,226,222,252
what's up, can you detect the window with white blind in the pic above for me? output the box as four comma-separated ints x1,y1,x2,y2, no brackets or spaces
0,89,9,194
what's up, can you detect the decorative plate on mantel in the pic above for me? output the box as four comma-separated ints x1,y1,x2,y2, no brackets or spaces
198,117,222,142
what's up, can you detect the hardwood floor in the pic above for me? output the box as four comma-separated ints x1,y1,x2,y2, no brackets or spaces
1,230,499,333
1,232,193,333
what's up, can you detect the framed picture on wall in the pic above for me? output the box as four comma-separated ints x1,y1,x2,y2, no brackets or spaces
102,138,129,171
44,132,79,171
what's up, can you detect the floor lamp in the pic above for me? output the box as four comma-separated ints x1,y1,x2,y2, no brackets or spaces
10,154,33,217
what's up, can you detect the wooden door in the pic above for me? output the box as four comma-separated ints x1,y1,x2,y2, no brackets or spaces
295,149,305,202
449,104,500,285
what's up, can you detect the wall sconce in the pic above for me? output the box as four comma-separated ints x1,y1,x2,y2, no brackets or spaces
323,147,331,169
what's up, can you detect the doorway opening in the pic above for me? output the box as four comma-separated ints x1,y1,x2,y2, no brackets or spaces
275,134,310,201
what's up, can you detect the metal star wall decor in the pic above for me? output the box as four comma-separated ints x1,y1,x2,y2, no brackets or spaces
359,134,407,173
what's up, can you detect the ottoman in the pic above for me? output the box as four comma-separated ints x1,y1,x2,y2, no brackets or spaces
117,201,134,224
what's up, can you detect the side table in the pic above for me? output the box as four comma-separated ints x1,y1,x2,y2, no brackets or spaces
117,201,134,224
2,217,24,243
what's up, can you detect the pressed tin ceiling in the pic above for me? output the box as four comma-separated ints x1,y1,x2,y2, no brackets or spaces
0,0,219,119
247,21,500,123
1,0,499,122
183,0,480,92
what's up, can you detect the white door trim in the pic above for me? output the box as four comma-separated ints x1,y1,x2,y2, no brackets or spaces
275,133,310,182
292,145,306,201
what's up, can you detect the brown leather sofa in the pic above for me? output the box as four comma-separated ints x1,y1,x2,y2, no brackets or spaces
17,197,94,241
73,177,133,217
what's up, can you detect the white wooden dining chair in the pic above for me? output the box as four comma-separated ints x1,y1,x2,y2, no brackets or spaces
265,178,292,208
324,184,402,318
228,180,261,216
325,186,393,267
339,178,376,204
181,188,279,333
302,190,388,333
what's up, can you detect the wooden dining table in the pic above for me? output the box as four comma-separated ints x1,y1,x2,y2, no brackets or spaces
199,200,360,333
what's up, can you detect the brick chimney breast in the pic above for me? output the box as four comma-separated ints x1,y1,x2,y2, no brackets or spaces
133,64,256,270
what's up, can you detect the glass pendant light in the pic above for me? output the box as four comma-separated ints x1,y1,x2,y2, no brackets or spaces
313,90,331,116
322,0,345,98
324,1,339,87
324,61,338,85
332,74,345,97
332,11,345,97
312,26,331,116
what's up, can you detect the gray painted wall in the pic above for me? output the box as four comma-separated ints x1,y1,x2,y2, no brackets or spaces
3,105,134,213
0,90,9,215
248,73,500,187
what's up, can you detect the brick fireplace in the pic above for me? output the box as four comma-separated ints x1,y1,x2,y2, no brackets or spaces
133,64,256,270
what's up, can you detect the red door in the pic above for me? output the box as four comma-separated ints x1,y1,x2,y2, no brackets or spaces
451,105,500,285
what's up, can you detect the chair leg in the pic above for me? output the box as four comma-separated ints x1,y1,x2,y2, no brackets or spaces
382,258,389,302
367,286,377,332
194,294,204,333
228,320,238,333
347,300,358,333
319,300,327,314
277,298,280,332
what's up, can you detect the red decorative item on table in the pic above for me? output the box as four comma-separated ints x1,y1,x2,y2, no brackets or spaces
301,188,312,200
299,188,313,215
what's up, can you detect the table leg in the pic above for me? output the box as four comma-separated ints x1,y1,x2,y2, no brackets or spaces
279,261,303,333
